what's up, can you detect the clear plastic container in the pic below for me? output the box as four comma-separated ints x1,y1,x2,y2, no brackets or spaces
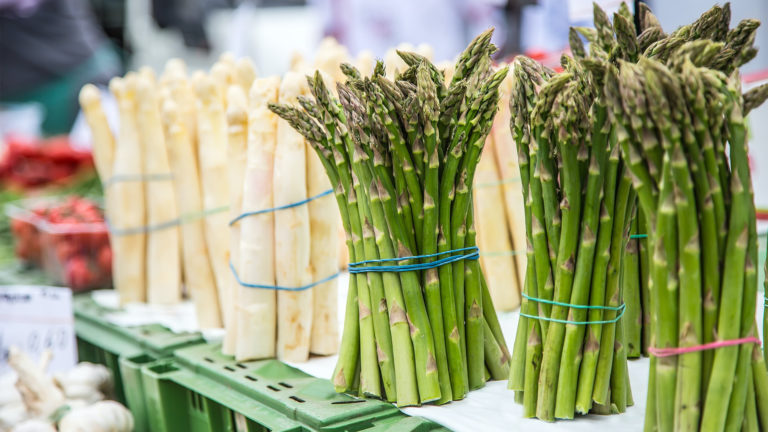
5,196,112,292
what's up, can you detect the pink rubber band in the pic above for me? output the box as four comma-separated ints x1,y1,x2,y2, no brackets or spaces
648,337,762,358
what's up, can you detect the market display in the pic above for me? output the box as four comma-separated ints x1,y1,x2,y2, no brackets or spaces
271,29,511,406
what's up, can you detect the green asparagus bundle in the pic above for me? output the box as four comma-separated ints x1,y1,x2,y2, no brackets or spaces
269,30,510,406
507,51,634,421
606,36,768,432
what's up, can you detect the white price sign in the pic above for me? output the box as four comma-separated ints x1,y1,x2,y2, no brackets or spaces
0,286,76,374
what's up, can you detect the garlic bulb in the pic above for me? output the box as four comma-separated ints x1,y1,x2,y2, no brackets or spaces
58,401,133,432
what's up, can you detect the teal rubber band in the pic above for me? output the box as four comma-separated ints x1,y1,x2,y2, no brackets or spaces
229,189,333,226
522,293,625,311
229,261,339,292
520,293,626,325
103,173,173,188
629,234,648,239
348,246,479,273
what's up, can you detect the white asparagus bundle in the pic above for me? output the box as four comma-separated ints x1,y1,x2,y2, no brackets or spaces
274,72,312,362
237,76,280,361
193,74,232,339
107,76,146,304
225,85,249,356
306,114,339,356
490,72,527,284
473,137,521,311
136,75,182,304
161,92,222,329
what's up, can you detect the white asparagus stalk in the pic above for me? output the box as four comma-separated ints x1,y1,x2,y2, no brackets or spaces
211,62,234,103
237,76,280,360
235,58,257,93
136,76,182,304
355,50,375,77
193,74,232,335
290,52,309,73
473,137,520,311
314,37,349,86
224,84,249,355
274,72,312,362
162,59,197,145
161,93,222,329
78,85,115,181
490,72,527,286
307,119,339,356
384,43,414,79
108,76,146,304
416,43,434,61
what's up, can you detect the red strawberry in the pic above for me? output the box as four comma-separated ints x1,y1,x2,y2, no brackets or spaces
65,256,93,291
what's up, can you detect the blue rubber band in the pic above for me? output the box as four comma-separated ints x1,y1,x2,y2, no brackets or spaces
229,261,339,292
629,234,648,239
229,189,334,226
348,247,479,273
103,173,173,188
520,293,626,325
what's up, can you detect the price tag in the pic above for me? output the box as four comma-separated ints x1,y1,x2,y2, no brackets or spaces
0,286,76,374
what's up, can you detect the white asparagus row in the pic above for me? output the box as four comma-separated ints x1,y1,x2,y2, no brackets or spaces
274,72,312,362
193,74,232,338
161,91,222,329
136,75,182,304
307,117,339,356
474,137,521,311
108,76,146,304
237,76,281,361
225,85,249,356
490,71,527,288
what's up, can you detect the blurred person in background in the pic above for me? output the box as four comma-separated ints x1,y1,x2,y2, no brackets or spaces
313,0,510,63
0,0,122,136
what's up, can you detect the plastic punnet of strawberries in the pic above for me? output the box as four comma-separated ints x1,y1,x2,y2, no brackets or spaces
11,196,111,292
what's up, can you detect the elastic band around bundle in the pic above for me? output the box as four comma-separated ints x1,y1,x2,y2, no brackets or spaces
103,173,173,188
229,189,333,226
229,261,339,292
108,206,229,236
629,234,648,239
519,293,626,325
348,246,479,273
648,336,761,358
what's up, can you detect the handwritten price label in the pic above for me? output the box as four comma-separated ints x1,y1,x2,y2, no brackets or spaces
0,286,76,374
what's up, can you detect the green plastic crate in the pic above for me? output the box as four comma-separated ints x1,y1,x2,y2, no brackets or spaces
141,343,403,432
73,294,205,431
363,415,450,432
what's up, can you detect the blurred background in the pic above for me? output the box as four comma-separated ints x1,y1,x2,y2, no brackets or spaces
0,0,767,211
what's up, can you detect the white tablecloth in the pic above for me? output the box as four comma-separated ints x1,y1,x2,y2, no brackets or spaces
94,271,766,432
